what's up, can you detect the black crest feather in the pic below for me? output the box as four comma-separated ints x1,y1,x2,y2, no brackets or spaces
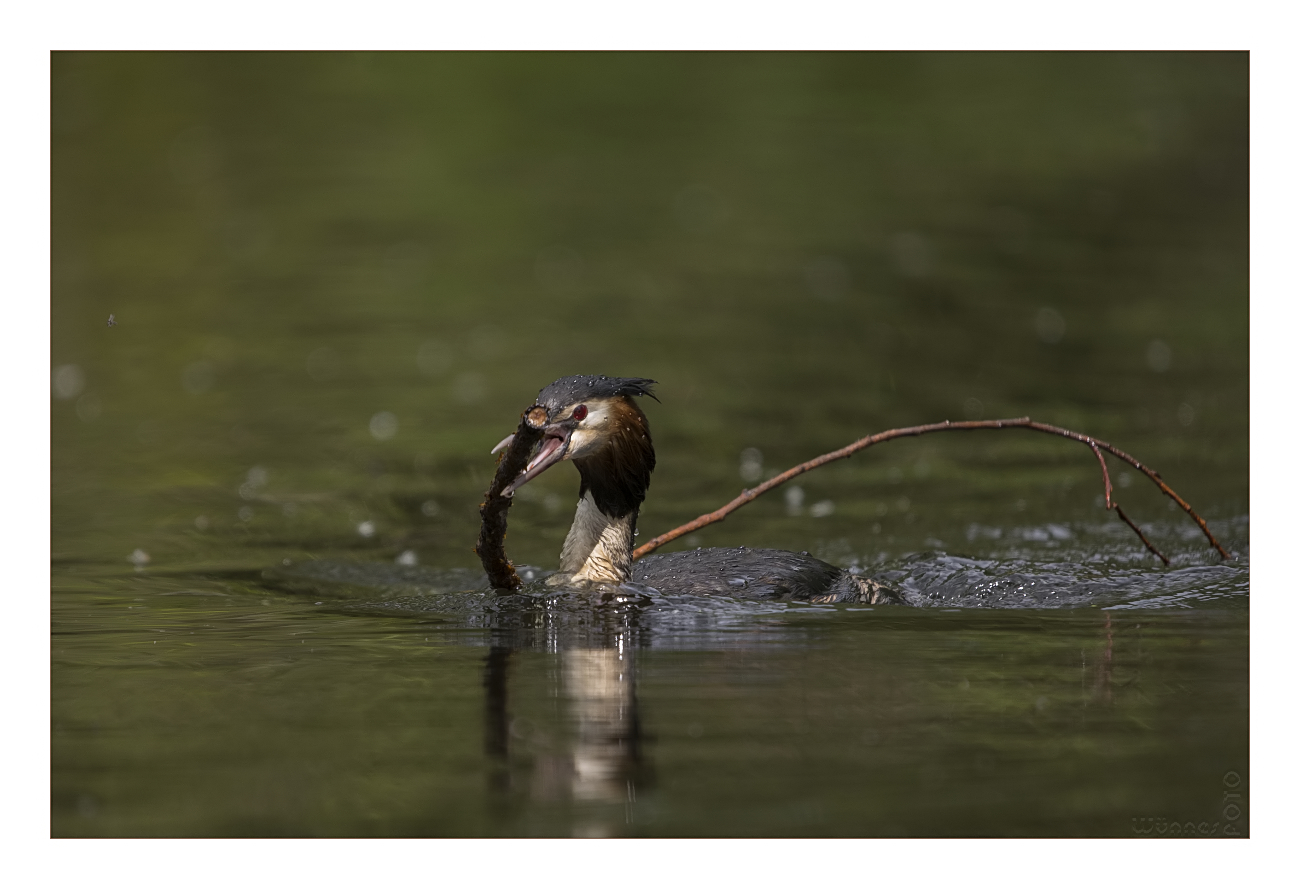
536,375,659,412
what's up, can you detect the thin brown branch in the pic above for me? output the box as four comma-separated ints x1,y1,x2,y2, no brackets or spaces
476,408,546,590
1088,442,1169,565
1115,505,1170,566
1088,442,1114,510
631,417,1231,564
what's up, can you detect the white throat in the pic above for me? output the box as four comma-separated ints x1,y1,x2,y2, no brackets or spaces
557,495,636,584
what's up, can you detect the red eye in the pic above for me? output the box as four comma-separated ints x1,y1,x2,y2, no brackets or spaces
572,404,588,421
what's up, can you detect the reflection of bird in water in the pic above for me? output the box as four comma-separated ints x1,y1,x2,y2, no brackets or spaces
560,647,643,804
483,634,647,828
494,375,896,603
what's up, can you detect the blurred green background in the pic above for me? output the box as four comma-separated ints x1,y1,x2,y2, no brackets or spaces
52,51,1247,568
51,52,1248,837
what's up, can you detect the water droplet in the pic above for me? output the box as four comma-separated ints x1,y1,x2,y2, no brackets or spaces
452,372,487,404
1146,339,1172,373
52,364,84,399
1035,307,1065,344
75,392,102,422
784,485,805,516
370,411,398,441
182,359,216,394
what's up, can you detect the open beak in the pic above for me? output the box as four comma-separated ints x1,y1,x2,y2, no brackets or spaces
501,423,573,497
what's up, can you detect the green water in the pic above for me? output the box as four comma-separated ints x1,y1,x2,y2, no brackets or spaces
51,52,1248,837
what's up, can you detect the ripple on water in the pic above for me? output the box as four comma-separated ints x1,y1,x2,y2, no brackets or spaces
879,552,1247,610
260,518,1248,651
262,559,822,649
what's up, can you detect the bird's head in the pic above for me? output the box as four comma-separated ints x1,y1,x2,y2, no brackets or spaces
496,375,658,515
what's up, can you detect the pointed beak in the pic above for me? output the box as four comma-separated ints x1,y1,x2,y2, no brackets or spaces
501,424,573,496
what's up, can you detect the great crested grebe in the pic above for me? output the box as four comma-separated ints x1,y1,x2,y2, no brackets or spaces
492,375,896,604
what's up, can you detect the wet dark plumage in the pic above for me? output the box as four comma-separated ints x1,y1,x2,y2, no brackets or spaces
633,547,893,604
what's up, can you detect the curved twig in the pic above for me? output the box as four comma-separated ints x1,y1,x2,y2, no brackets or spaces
1086,441,1168,565
631,417,1231,563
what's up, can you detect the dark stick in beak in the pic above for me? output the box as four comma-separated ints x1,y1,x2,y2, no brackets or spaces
476,405,548,590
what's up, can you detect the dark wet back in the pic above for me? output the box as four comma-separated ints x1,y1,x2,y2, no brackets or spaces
634,546,852,600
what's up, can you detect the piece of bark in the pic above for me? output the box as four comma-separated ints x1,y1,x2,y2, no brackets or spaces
476,406,547,589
